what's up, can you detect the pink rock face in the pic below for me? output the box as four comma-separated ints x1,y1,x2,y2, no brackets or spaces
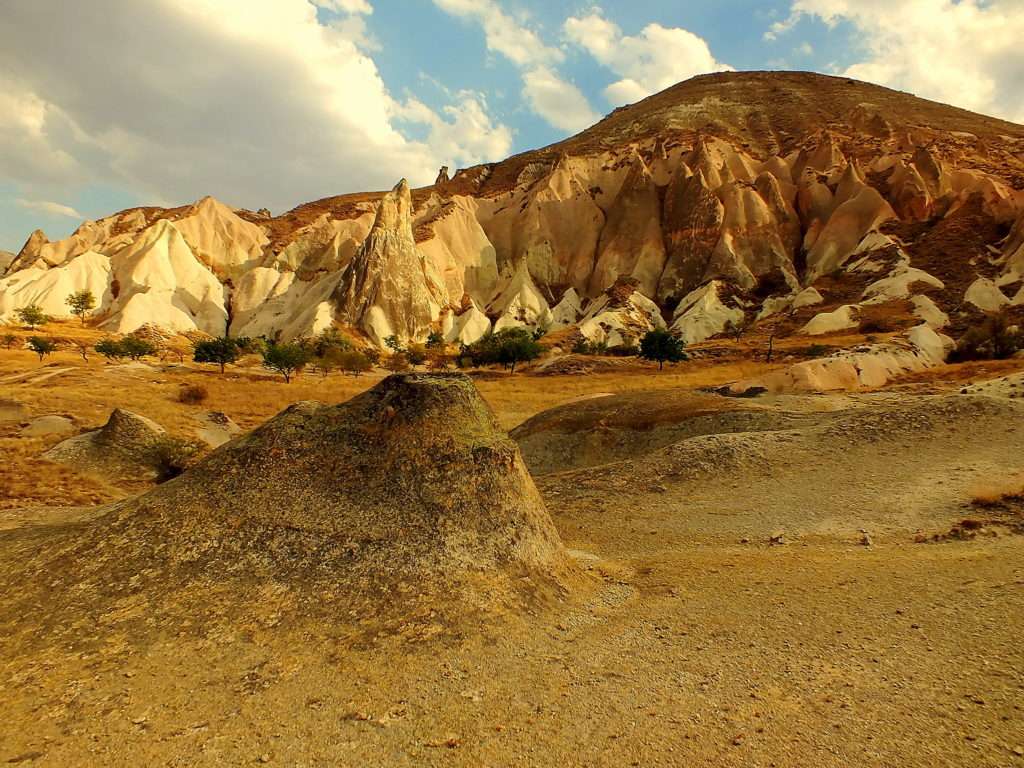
659,168,724,302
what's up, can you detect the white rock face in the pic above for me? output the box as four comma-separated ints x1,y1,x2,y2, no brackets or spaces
670,281,744,344
489,260,552,332
802,305,860,336
0,251,113,322
579,288,664,348
550,288,583,329
103,219,228,336
446,302,492,345
172,197,268,280
911,295,950,329
965,278,1011,311
334,179,448,346
862,266,943,304
419,196,499,306
732,325,953,394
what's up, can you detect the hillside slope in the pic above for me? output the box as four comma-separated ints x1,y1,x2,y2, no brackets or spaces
3,71,1023,350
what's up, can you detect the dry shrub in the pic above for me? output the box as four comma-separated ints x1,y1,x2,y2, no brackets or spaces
969,473,1024,508
178,384,209,405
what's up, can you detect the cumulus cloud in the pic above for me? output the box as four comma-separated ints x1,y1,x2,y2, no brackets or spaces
564,11,733,106
770,0,1024,123
313,0,372,13
16,199,84,219
431,0,599,133
0,0,511,217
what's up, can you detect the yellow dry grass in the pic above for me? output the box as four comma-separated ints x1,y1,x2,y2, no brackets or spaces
969,473,1024,507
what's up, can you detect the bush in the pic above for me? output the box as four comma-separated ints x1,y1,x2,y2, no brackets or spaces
407,342,428,367
178,384,209,404
2,333,18,350
951,313,1024,362
193,337,241,373
148,437,204,483
27,336,58,361
384,352,410,372
639,329,687,370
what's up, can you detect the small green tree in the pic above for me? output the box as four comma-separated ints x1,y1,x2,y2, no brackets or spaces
461,328,543,374
95,338,127,361
426,330,445,349
16,304,49,330
193,337,240,373
120,337,157,361
27,336,58,361
262,342,311,383
384,335,405,354
639,328,686,371
337,349,373,377
66,290,97,325
313,327,353,357
2,333,16,350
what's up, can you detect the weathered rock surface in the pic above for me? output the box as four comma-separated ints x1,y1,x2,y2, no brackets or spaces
44,409,167,481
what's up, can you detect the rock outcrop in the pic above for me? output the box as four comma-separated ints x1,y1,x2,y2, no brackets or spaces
334,179,447,345
44,409,167,481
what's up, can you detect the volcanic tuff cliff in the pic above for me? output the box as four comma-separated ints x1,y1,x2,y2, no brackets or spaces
3,71,1023,347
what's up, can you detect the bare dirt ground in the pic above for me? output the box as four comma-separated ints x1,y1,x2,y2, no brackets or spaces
2,334,1024,767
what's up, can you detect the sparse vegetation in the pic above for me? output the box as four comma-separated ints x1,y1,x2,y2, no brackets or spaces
2,333,17,350
26,336,58,361
262,342,311,383
95,337,127,361
16,304,49,330
65,290,97,325
970,474,1024,508
193,336,241,373
178,384,209,405
406,342,428,368
94,337,156,362
639,329,686,371
337,349,373,377
950,312,1023,362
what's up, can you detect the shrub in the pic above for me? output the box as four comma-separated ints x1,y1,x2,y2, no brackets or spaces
148,437,204,483
312,327,352,357
407,342,428,367
426,330,445,349
262,342,312,383
26,336,58,361
384,352,410,372
950,313,1024,362
2,333,17,350
639,329,687,370
178,384,209,404
193,337,241,373
16,304,49,329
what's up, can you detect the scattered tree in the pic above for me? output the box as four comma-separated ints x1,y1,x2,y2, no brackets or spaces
384,352,410,373
70,338,91,361
2,333,17,350
337,349,373,377
16,304,49,330
384,335,405,354
262,342,311,383
120,337,157,361
193,337,241,373
426,330,445,349
95,337,127,361
65,290,97,325
462,328,543,374
313,327,352,357
26,336,58,361
727,318,748,343
639,328,686,371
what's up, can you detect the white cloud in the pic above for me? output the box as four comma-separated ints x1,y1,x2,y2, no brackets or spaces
521,67,600,132
772,0,1024,123
396,91,513,169
564,11,733,106
0,0,512,217
16,199,84,219
431,0,562,68
430,0,598,133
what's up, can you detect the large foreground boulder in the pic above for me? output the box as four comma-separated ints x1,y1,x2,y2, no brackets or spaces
6,375,571,642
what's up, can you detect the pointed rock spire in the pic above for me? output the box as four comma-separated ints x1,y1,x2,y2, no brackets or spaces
334,179,446,345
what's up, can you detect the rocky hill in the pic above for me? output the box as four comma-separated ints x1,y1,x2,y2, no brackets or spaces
3,71,1023,348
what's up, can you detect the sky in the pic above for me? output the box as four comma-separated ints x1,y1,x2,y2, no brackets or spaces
1,0,1023,252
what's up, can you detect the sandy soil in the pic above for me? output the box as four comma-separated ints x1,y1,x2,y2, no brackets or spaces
1,339,1023,767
